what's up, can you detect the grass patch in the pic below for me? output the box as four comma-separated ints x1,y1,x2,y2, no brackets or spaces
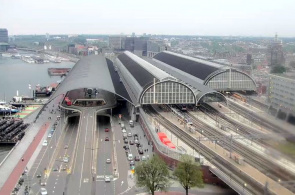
270,141,295,159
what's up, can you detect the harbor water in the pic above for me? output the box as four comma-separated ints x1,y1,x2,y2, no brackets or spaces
0,54,75,162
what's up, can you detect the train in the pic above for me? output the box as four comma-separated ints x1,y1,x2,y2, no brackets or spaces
64,97,72,106
232,93,247,103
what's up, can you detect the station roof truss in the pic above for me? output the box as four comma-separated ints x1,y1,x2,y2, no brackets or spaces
153,51,257,92
50,55,132,103
116,51,226,106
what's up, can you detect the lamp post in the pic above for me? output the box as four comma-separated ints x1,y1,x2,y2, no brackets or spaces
243,183,247,194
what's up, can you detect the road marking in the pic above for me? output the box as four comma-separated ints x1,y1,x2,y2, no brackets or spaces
79,112,90,190
83,178,89,183
121,181,124,186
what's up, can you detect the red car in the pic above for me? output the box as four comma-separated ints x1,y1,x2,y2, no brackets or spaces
105,128,110,132
105,137,109,141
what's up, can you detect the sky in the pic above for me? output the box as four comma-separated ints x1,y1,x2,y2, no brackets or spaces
0,0,295,37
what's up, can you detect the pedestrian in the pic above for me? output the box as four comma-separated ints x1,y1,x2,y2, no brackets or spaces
21,158,24,162
144,134,146,137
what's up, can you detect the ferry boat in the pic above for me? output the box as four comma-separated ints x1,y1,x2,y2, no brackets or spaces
0,105,19,114
0,100,6,105
21,55,35,63
1,53,12,57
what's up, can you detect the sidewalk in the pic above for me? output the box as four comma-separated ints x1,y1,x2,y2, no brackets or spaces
0,122,49,194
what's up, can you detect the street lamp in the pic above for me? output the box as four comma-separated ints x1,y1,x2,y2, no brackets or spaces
243,183,247,193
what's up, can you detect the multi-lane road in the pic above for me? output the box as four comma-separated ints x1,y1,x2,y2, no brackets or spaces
22,102,154,195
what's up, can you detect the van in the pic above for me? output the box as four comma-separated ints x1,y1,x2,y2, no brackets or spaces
128,153,133,161
123,133,127,139
129,120,134,127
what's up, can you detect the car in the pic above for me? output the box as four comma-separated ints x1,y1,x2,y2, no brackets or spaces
122,129,127,133
138,148,144,154
105,137,109,141
40,180,47,186
127,132,132,137
40,188,48,195
134,139,139,144
63,157,69,163
130,161,135,166
50,129,55,133
127,153,133,161
53,166,59,171
123,145,129,150
42,140,48,146
129,120,134,127
36,172,42,178
134,156,140,161
142,156,147,161
105,128,109,132
129,140,134,145
106,158,111,164
136,142,142,147
124,138,128,144
47,133,52,138
105,175,111,182
123,133,127,138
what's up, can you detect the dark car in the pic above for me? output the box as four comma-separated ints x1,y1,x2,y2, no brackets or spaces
134,156,140,161
138,148,144,154
36,172,42,178
123,145,129,150
136,142,142,147
133,133,138,138
105,137,109,141
129,140,134,145
124,138,128,144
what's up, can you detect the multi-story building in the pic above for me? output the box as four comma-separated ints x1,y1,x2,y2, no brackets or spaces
0,28,8,43
268,34,285,67
147,40,168,58
0,28,9,52
268,74,295,124
108,36,125,50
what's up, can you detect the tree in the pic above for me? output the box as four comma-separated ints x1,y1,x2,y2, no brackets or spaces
173,154,204,195
134,155,170,195
271,65,286,74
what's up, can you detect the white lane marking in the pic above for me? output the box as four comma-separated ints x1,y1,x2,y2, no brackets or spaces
121,181,124,186
79,112,90,191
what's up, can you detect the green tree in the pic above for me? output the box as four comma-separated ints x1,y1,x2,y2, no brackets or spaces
173,154,204,195
134,155,170,195
271,66,286,74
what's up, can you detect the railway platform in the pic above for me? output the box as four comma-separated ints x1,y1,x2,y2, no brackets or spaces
155,107,294,195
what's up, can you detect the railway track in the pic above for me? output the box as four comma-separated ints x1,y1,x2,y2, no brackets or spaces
228,101,289,137
188,105,295,192
144,105,264,195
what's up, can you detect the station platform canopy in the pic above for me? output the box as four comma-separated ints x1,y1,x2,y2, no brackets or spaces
152,51,256,92
115,51,226,106
49,55,131,103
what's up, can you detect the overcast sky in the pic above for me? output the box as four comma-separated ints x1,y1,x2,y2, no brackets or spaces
0,0,294,37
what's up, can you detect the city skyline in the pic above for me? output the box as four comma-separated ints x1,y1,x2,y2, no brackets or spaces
0,0,295,37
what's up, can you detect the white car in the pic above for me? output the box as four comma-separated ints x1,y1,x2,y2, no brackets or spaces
40,188,48,195
106,158,111,164
127,132,132,137
42,140,48,146
142,156,147,161
122,129,127,133
63,157,69,163
47,133,52,138
105,175,111,182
